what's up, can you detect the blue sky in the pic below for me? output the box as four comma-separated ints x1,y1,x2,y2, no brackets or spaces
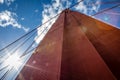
0,0,120,80
0,0,120,48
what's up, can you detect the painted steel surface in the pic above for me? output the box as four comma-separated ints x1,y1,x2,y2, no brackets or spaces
71,11,120,79
16,9,120,80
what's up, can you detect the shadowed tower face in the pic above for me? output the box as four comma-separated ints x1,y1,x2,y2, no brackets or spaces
16,9,120,80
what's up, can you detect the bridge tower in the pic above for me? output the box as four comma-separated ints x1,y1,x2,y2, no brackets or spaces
16,9,120,80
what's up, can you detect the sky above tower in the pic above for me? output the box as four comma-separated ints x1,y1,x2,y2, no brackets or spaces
0,0,120,48
0,0,120,79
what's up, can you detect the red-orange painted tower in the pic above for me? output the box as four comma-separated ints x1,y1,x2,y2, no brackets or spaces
16,9,120,80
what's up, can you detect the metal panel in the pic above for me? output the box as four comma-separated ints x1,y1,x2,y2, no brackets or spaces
71,10,120,79
16,9,118,80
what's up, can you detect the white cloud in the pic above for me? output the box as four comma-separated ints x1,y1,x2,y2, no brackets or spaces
74,0,101,15
0,0,4,4
5,0,15,6
35,0,101,44
75,2,87,14
21,17,24,20
35,9,39,13
35,0,65,44
0,10,29,32
22,26,29,32
0,0,15,6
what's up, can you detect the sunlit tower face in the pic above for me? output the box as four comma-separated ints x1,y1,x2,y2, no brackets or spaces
4,54,22,69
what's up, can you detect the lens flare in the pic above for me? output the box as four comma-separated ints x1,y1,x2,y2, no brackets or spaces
4,54,22,69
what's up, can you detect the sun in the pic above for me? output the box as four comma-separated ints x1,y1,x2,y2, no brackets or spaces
4,54,22,69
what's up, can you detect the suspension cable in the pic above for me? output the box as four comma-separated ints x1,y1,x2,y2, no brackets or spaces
92,3,120,16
